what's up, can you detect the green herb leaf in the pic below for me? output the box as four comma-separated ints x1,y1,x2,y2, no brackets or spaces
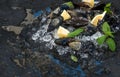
106,38,116,52
105,31,114,38
104,3,112,14
71,55,78,62
68,28,84,38
102,22,114,38
97,35,107,45
105,3,111,7
102,22,111,33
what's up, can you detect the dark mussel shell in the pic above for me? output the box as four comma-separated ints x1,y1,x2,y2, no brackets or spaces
54,38,77,46
67,9,89,17
91,2,106,10
65,16,88,28
47,16,63,32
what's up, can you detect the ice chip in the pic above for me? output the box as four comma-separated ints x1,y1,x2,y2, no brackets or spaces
46,43,53,49
91,31,103,40
43,34,52,42
56,46,72,55
32,33,40,40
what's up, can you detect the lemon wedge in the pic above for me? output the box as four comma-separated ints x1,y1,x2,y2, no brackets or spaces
82,0,94,8
57,26,70,38
91,11,106,26
61,10,71,21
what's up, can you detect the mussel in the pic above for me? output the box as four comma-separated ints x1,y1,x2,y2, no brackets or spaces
91,2,106,10
55,38,81,50
65,16,88,28
68,41,81,51
54,38,77,46
67,9,88,17
47,16,63,32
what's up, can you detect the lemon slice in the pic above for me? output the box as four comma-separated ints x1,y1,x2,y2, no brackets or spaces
91,11,106,26
61,10,71,21
82,0,94,8
57,26,70,38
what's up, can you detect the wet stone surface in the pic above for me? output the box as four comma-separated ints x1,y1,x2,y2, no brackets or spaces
0,0,120,77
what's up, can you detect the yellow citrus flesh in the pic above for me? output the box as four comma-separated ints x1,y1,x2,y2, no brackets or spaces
82,0,94,8
61,10,71,21
91,11,106,26
57,26,70,38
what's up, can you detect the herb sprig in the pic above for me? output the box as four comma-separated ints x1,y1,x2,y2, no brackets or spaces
97,22,116,51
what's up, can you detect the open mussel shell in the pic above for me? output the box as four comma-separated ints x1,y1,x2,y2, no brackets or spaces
47,16,63,32
68,41,81,51
54,38,77,46
51,16,63,26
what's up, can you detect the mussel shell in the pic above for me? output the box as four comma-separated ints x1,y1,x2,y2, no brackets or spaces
55,38,77,46
65,16,88,28
67,9,88,17
47,16,63,32
92,2,106,10
51,17,63,26
69,41,81,51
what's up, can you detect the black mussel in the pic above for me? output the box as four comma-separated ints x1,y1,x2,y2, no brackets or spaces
65,16,88,28
92,2,106,10
67,9,88,17
55,38,77,46
47,16,63,32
